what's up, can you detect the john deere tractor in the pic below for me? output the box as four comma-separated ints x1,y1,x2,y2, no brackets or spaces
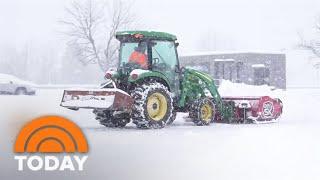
60,31,283,129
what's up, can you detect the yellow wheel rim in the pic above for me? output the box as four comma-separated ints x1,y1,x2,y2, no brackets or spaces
201,103,213,123
147,92,168,121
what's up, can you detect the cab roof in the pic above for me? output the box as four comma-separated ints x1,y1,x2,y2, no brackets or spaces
116,31,177,41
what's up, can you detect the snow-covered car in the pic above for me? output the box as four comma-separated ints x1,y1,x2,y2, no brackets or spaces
0,73,36,95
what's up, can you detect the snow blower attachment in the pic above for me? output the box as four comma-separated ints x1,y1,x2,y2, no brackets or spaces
221,96,283,123
60,31,283,129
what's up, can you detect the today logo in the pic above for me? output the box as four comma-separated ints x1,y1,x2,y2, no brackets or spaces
14,116,89,171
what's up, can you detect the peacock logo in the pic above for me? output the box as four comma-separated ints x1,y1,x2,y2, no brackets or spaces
14,116,88,153
14,116,89,171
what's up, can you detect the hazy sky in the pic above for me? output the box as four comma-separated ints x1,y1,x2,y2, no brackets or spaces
0,0,320,54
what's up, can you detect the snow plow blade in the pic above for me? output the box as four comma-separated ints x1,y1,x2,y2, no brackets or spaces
60,89,133,111
222,96,283,123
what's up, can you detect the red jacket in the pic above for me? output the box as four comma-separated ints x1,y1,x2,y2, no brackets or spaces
129,51,148,69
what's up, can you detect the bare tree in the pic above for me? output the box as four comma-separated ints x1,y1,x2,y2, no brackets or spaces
298,33,320,57
298,17,320,74
298,15,320,55
60,0,135,72
298,17,320,85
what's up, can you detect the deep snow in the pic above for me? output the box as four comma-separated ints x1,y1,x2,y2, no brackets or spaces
1,82,320,180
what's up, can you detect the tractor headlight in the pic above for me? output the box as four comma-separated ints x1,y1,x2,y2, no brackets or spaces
105,72,112,79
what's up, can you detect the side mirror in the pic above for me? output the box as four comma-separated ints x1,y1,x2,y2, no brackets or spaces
175,65,180,73
175,42,179,47
9,81,13,84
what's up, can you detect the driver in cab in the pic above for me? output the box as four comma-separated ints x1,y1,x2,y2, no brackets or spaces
129,42,148,69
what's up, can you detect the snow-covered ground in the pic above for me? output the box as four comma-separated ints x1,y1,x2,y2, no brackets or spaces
1,82,320,180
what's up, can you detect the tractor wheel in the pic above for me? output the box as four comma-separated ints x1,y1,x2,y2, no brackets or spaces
93,110,130,128
131,82,173,129
190,98,216,126
15,87,27,95
166,111,177,125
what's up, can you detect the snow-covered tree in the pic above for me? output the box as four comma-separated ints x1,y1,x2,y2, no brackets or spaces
60,0,136,72
298,16,320,69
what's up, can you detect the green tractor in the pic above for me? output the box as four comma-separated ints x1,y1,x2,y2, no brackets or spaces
60,31,283,128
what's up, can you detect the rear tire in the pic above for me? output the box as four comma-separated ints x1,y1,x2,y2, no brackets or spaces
93,110,130,128
15,87,26,95
131,82,173,129
190,98,216,126
166,111,177,125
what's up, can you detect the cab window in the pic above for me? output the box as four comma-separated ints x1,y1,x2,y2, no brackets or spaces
119,42,148,68
151,41,178,70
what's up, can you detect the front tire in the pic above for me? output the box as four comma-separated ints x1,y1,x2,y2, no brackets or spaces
190,98,216,126
131,82,173,129
15,87,27,95
93,110,130,128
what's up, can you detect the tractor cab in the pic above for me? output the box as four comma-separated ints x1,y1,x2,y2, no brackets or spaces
115,31,181,94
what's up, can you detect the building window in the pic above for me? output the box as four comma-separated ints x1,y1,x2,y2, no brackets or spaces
252,64,270,85
235,62,243,83
214,59,235,81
